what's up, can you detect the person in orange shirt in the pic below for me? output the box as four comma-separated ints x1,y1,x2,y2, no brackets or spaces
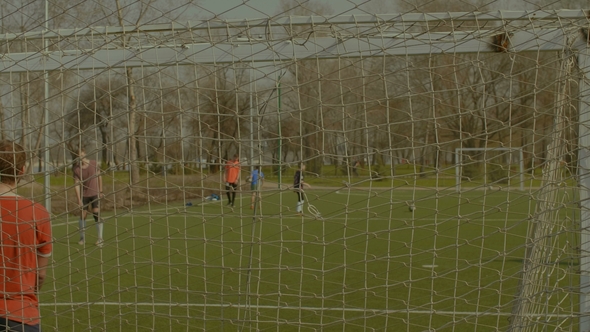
0,140,52,332
225,154,240,207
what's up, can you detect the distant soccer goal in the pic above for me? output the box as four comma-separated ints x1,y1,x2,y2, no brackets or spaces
0,2,588,332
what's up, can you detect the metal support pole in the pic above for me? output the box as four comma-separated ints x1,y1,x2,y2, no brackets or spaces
277,77,282,188
250,66,254,172
579,49,590,332
43,0,51,212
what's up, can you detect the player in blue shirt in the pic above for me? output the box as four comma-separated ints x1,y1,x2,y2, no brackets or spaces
250,166,264,209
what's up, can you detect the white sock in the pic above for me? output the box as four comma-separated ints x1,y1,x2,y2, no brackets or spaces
96,222,104,240
78,219,86,240
297,200,304,212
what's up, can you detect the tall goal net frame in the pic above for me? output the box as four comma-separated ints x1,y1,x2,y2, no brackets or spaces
2,7,590,332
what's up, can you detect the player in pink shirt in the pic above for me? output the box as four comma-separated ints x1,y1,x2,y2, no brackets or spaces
72,149,104,247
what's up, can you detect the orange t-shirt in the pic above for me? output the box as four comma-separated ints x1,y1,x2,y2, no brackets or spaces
225,160,240,184
0,195,52,326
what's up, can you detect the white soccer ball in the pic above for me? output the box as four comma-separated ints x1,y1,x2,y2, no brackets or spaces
409,205,416,212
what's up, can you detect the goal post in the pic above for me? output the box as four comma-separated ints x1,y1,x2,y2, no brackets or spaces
577,50,590,332
455,147,525,192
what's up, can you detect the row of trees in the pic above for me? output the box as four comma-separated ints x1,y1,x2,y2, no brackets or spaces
0,0,583,183
57,48,576,178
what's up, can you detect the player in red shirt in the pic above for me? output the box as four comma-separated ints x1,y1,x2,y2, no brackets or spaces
0,140,52,332
224,154,240,207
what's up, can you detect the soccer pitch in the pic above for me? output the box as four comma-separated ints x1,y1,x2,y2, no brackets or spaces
43,187,579,331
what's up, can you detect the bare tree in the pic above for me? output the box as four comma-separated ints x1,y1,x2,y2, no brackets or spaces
65,78,127,162
0,1,48,174
184,65,254,170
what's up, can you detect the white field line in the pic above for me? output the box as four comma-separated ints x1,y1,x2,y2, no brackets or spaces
37,302,573,318
51,216,521,228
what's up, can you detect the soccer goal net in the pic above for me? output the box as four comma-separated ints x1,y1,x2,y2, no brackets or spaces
455,148,525,191
1,1,589,331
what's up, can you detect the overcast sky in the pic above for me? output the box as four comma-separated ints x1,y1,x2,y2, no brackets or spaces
196,0,356,19
194,0,526,20
195,0,481,19
197,0,279,18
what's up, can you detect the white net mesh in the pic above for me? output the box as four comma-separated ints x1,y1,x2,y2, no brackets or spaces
1,1,590,331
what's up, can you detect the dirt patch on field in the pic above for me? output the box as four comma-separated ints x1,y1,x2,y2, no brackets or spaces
22,174,223,217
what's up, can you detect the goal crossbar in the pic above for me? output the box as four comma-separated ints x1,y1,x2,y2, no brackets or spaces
5,9,588,42
0,29,585,72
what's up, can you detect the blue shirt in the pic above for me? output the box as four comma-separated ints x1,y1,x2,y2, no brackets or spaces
251,169,264,185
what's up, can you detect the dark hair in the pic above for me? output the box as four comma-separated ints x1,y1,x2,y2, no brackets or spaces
72,148,86,167
0,140,26,184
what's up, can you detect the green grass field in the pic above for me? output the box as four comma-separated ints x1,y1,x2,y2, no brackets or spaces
41,185,580,331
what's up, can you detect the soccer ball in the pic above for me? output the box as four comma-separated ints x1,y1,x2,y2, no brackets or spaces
409,204,416,212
